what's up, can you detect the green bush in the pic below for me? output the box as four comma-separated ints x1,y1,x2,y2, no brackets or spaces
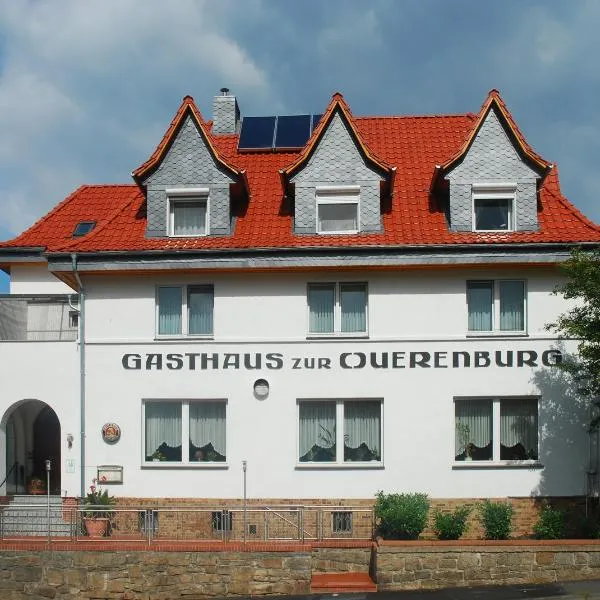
432,506,471,540
477,500,513,540
533,505,565,540
375,492,430,540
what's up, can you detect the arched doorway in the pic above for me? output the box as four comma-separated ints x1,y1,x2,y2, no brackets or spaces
1,400,61,495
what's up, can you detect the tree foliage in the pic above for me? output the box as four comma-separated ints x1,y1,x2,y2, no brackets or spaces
548,248,600,426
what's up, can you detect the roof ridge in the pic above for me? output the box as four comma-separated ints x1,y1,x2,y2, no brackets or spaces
53,187,142,252
355,113,475,121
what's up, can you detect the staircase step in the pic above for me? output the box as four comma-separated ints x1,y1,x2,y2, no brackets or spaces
310,572,377,594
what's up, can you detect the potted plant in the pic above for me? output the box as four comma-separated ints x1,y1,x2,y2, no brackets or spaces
456,422,473,461
151,450,166,462
27,476,46,495
82,478,116,537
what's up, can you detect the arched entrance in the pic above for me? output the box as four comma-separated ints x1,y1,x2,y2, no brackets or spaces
1,400,61,495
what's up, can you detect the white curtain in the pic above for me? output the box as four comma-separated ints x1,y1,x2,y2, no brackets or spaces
344,401,380,457
158,287,182,335
145,402,182,456
455,400,492,455
467,281,492,331
173,201,206,235
189,402,226,456
308,285,334,333
318,203,357,232
499,281,524,331
299,401,336,458
188,287,213,335
500,399,537,455
340,284,366,332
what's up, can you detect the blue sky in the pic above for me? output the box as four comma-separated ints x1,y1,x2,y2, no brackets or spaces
1,0,599,293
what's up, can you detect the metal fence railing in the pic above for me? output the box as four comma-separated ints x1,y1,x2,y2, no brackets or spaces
0,503,375,544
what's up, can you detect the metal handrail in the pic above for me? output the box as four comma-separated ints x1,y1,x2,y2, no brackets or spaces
0,461,19,489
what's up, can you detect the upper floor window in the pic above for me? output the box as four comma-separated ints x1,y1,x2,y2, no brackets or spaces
157,285,213,337
316,187,359,234
467,280,525,333
308,282,367,336
472,186,515,232
168,189,209,237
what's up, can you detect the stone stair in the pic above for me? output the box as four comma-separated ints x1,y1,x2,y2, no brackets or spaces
1,495,74,537
310,572,377,593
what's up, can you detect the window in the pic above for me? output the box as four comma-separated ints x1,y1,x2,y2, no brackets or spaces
454,397,538,462
143,400,226,464
332,511,353,534
298,399,382,464
72,221,96,237
169,193,208,237
212,510,233,532
308,282,367,335
316,188,359,233
472,187,515,232
467,280,525,333
157,285,214,336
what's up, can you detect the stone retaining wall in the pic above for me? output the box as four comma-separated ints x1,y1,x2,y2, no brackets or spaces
376,541,600,591
0,550,312,599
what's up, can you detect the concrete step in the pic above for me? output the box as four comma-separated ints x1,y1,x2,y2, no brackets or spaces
310,572,377,593
10,495,63,505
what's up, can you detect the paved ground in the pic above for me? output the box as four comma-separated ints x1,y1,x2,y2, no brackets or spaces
279,580,600,600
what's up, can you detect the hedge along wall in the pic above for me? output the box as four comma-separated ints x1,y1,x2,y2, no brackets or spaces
376,541,600,591
0,550,312,599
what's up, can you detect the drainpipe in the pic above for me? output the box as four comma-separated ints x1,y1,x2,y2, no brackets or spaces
71,254,86,499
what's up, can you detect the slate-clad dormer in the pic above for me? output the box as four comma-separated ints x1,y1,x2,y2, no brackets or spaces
282,94,393,235
441,91,550,233
133,95,243,238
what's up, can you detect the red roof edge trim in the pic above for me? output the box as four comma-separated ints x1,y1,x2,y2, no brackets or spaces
281,93,394,182
439,90,551,176
132,96,241,185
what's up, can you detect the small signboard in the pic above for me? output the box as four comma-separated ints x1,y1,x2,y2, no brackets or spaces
97,465,123,484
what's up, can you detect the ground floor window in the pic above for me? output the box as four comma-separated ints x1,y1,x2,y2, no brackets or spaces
454,397,538,462
144,399,226,464
298,398,382,464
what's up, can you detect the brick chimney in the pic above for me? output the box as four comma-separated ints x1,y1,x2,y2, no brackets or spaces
212,88,240,134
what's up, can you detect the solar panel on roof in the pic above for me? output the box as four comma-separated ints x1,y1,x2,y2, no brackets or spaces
274,114,311,148
238,116,276,149
311,114,323,131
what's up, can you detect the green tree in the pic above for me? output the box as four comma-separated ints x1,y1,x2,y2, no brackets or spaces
548,248,600,427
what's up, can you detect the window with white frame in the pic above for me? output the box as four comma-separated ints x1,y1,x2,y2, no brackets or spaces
472,187,515,232
454,397,538,462
168,191,208,237
316,188,359,233
308,282,367,335
298,399,382,464
143,400,226,464
157,285,214,336
467,280,525,333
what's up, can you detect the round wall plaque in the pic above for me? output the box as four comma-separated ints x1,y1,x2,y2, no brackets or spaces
102,422,121,444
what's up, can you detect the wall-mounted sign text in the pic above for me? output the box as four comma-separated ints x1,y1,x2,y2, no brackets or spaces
122,349,562,371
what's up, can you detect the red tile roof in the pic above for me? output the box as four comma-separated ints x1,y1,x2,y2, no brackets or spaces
1,91,599,255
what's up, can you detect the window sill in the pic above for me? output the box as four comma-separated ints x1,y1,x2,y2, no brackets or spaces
155,335,214,341
142,462,229,469
306,333,369,340
466,331,528,339
295,462,384,470
452,460,542,470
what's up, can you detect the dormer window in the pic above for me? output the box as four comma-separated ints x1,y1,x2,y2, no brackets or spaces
167,188,209,237
472,185,515,232
316,187,359,234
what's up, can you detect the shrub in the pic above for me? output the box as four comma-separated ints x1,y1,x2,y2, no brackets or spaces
477,500,513,540
375,492,430,540
533,505,565,540
432,505,472,540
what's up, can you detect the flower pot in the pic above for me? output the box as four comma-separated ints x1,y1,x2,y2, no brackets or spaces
83,517,110,538
27,479,45,495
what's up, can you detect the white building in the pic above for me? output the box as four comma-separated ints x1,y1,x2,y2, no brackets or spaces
1,89,599,517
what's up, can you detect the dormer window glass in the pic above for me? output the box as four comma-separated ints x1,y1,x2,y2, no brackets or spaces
472,186,515,232
316,187,359,234
167,189,209,237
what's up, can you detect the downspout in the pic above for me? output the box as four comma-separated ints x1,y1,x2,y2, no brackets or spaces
71,253,86,499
